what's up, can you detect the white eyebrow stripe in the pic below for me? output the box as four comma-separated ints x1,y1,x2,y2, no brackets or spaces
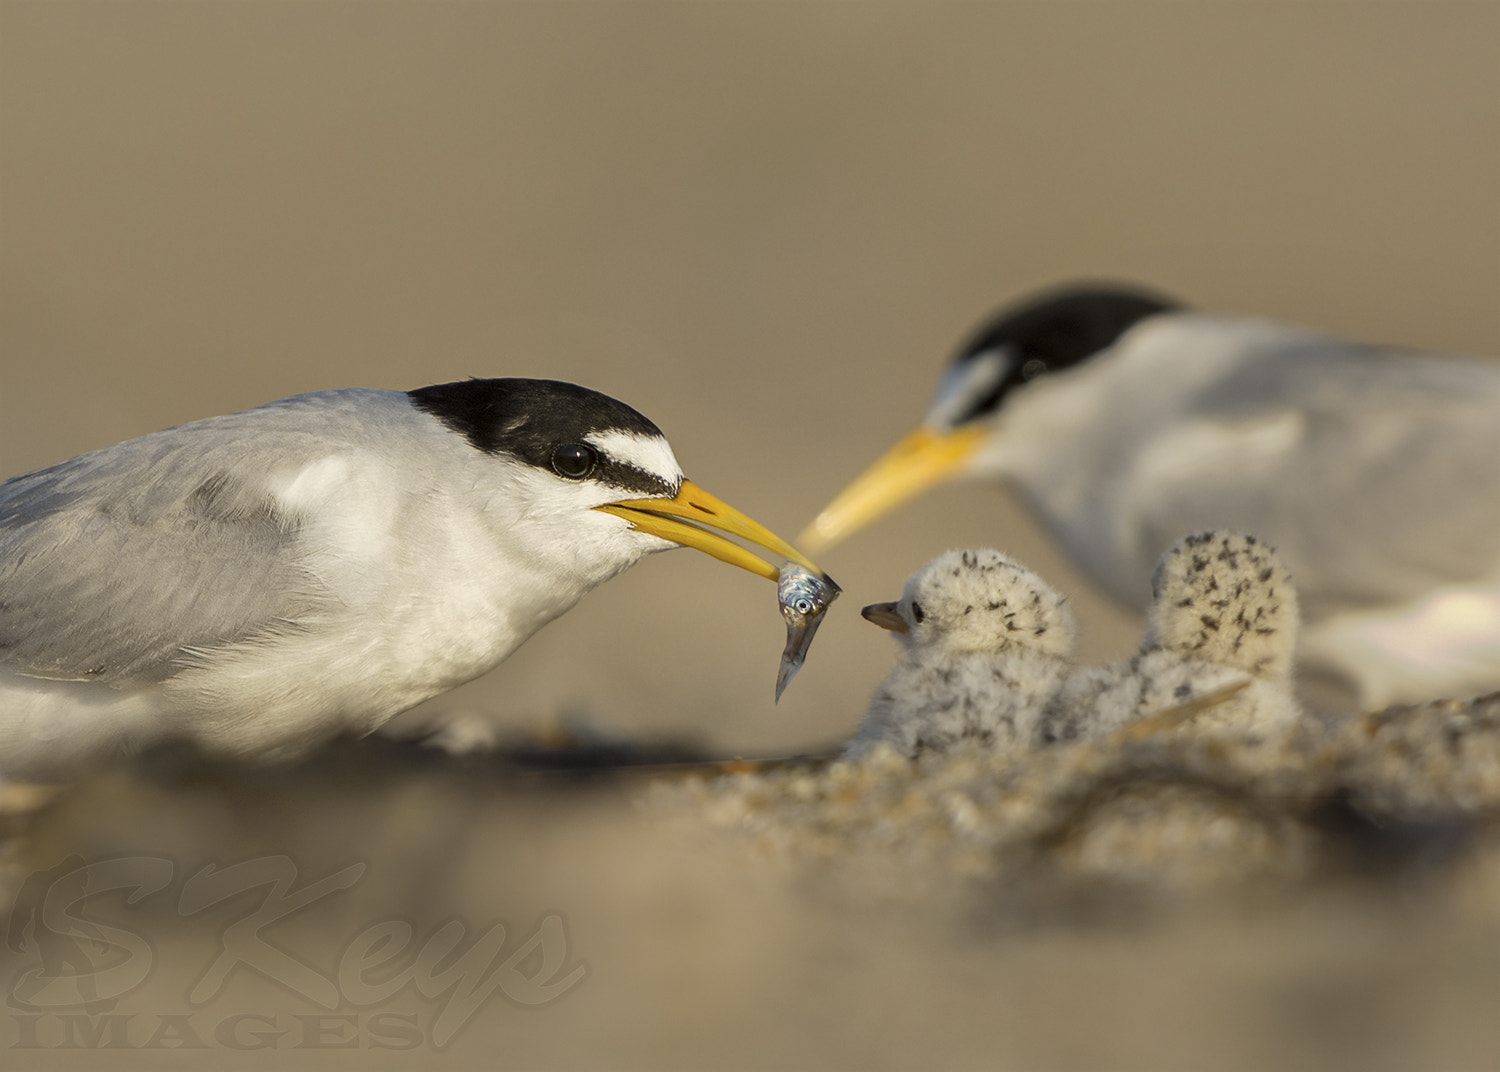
924,348,1012,430
584,429,685,484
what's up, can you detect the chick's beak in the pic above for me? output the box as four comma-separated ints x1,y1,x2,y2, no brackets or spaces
596,479,825,583
797,425,986,554
861,602,909,633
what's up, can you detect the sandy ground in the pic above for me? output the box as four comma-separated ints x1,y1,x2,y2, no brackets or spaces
4,695,1500,1069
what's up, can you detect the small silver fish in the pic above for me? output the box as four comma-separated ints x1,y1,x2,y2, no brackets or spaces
776,562,841,702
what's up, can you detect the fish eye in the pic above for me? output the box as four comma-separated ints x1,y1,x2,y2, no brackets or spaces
910,601,926,623
552,443,598,480
793,597,815,615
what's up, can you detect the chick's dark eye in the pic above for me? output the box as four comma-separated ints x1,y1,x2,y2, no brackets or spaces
551,443,597,480
910,601,926,624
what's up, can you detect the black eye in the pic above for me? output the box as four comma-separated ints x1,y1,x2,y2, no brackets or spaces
1020,358,1047,380
910,601,926,624
551,443,597,480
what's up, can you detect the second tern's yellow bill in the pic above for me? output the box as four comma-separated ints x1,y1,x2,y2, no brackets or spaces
798,424,987,554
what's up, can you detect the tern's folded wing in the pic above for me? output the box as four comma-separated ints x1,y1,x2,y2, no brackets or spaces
1129,338,1500,612
0,439,328,686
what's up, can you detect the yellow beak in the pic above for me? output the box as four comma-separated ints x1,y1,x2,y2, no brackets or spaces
596,480,825,583
797,425,987,554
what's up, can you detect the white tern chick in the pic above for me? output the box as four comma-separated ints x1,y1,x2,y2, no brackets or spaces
1043,531,1301,742
846,549,1075,759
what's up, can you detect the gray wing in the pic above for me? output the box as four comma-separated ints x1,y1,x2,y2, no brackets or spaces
1130,331,1500,616
0,415,339,685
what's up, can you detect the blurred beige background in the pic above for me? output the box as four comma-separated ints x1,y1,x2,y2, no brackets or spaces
2,1,1497,754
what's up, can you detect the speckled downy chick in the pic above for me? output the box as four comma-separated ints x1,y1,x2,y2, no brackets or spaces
845,549,1076,760
1043,531,1301,742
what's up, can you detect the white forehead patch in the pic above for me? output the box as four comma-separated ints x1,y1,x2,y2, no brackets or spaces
584,430,685,484
924,348,1012,430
